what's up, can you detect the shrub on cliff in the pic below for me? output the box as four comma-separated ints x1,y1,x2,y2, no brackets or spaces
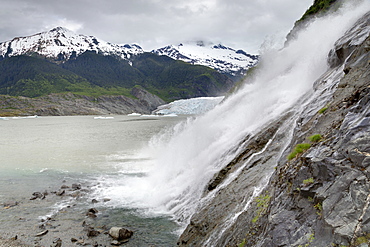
287,143,311,160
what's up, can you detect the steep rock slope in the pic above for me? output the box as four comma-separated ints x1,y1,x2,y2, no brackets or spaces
178,9,370,247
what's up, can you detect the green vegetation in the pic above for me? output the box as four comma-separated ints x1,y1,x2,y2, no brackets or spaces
287,134,322,160
252,192,271,223
308,134,323,142
298,233,315,247
238,239,246,247
287,143,311,160
0,52,232,101
318,107,328,114
314,202,323,216
299,0,339,21
303,178,315,186
355,233,370,246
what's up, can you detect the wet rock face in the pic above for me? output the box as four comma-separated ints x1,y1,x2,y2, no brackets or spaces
256,13,370,247
263,91,370,246
178,11,370,247
328,11,370,69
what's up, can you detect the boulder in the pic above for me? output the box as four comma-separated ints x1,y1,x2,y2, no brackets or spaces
51,238,62,247
3,201,18,208
86,208,98,218
30,192,45,200
86,226,100,237
72,183,81,190
56,190,65,196
108,227,133,241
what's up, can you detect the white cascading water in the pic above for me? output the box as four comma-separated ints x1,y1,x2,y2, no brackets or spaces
94,0,370,231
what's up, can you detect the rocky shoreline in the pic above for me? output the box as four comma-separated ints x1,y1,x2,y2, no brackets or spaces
0,181,135,247
0,87,165,117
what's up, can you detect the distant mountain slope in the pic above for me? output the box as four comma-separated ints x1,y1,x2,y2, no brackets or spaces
60,51,233,100
0,27,237,106
152,41,259,77
0,55,93,98
0,51,233,101
130,52,233,100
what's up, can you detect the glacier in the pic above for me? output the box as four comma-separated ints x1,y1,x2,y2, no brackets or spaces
152,96,225,115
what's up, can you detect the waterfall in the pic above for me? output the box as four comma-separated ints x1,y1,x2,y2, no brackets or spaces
93,0,370,233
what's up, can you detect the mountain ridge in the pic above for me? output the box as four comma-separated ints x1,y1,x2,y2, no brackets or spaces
0,26,143,62
0,26,245,107
0,27,257,76
0,27,253,110
152,41,258,77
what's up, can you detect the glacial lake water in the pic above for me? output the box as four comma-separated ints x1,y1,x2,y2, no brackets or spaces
0,115,186,246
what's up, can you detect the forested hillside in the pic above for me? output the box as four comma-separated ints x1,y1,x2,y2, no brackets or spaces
0,51,233,102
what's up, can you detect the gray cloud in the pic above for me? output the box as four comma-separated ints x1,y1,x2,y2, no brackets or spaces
0,0,312,53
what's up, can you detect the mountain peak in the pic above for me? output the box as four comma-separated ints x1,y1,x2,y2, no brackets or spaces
49,26,70,33
152,42,259,76
0,27,144,61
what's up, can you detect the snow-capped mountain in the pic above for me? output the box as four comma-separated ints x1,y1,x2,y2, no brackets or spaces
0,28,258,76
0,27,144,61
152,41,259,76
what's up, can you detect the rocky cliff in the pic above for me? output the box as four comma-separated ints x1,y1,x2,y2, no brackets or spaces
0,87,165,116
178,9,370,247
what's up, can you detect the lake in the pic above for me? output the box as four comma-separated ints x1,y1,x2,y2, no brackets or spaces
0,115,186,246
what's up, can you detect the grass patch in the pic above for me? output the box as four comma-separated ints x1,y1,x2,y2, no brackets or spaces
287,143,311,160
318,107,328,114
298,233,315,247
308,134,322,142
238,239,246,247
252,192,271,223
303,178,314,186
355,233,370,246
314,202,323,216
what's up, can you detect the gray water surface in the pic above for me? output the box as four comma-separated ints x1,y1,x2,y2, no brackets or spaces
0,115,184,246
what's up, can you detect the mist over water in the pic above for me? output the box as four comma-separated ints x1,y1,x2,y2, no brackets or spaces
93,0,370,230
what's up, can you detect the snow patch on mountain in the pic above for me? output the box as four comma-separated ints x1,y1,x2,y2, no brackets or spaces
153,96,224,115
152,41,258,75
0,27,144,61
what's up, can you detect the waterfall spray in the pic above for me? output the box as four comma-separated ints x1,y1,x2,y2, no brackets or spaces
92,0,370,234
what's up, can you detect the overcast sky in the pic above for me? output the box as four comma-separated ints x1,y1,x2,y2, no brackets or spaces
0,0,313,54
